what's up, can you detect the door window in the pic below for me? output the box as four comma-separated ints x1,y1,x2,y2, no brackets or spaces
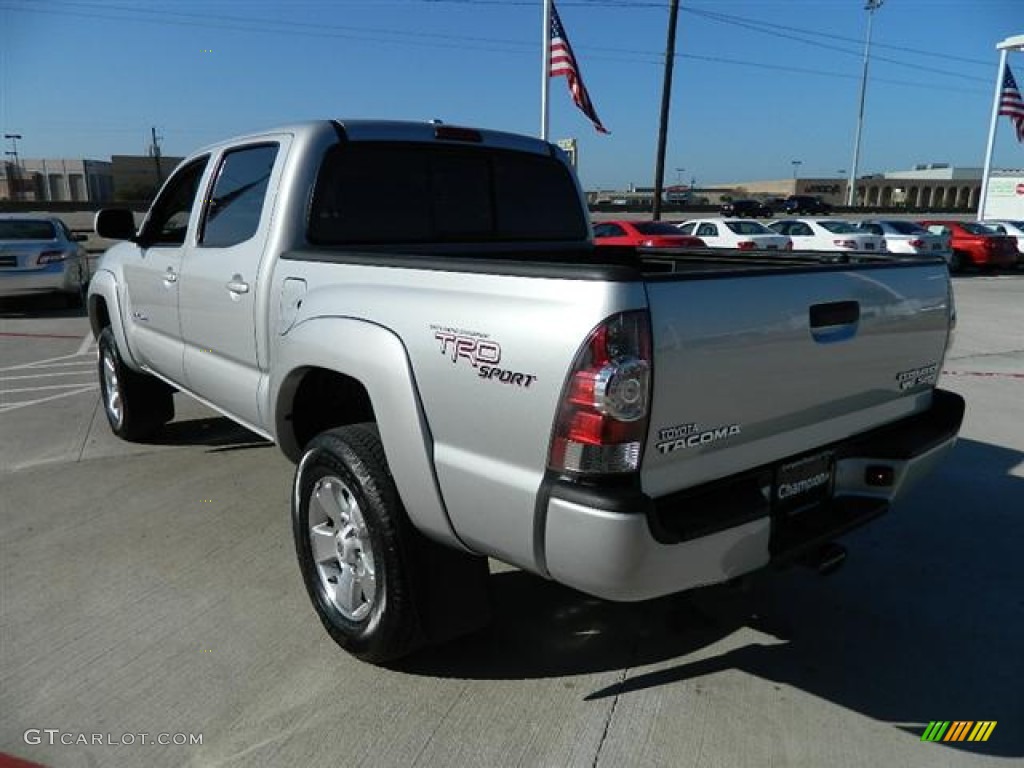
140,157,210,246
200,144,280,248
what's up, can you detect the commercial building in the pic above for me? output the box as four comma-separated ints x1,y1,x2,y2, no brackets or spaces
589,164,989,211
0,158,113,202
111,154,185,201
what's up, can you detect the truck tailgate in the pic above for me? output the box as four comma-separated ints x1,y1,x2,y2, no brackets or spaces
641,261,952,497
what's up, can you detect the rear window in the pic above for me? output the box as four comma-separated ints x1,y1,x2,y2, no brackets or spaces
634,222,685,235
882,221,930,235
725,220,774,235
308,143,586,244
817,221,858,234
960,222,994,235
0,220,57,240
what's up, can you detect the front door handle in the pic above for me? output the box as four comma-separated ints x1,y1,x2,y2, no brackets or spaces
226,276,250,295
163,267,178,284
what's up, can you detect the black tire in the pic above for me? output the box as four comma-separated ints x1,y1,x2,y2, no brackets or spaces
949,250,965,273
97,326,175,440
292,424,427,664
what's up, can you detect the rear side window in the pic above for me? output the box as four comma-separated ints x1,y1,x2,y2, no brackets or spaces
201,144,279,248
0,220,56,240
308,143,586,244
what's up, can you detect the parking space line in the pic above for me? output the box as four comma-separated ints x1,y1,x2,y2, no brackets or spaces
3,383,103,394
76,331,95,357
0,371,98,381
0,385,98,414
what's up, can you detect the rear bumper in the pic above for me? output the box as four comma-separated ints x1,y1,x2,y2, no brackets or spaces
542,389,964,601
0,261,82,296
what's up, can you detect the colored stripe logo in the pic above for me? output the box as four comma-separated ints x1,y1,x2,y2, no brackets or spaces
921,721,997,742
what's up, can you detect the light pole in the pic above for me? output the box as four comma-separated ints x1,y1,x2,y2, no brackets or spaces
4,133,23,202
791,160,802,180
675,167,685,185
847,0,884,207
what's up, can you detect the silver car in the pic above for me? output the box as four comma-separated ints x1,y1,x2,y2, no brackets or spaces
0,215,91,306
856,219,952,264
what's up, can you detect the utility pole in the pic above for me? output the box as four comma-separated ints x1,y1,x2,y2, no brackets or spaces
651,0,680,221
149,126,164,187
847,0,884,207
4,133,23,201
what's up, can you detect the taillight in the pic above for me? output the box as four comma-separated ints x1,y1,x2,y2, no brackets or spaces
833,239,857,249
784,240,793,251
37,250,68,264
640,239,656,247
548,311,652,475
736,241,756,250
908,239,925,248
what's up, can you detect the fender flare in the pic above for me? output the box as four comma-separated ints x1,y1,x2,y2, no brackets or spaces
87,269,144,372
270,316,469,553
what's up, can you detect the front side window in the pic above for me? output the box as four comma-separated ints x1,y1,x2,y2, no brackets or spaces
725,221,773,235
141,157,210,246
200,144,279,248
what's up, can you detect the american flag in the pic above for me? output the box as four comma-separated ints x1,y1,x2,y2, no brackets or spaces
549,2,609,134
999,64,1024,143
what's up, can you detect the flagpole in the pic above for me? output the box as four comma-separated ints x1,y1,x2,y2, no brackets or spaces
541,0,552,140
977,48,1009,221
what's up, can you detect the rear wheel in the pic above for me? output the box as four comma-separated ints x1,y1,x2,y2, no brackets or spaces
293,423,490,664
949,250,965,273
97,326,174,440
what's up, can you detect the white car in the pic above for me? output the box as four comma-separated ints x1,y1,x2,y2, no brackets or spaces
676,218,791,251
769,218,886,253
855,219,952,263
979,220,1024,261
0,215,91,306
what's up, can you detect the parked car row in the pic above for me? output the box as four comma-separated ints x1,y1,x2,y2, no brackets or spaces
593,215,1022,273
720,195,832,218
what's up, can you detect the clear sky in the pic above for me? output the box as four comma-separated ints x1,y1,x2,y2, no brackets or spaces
1,0,1022,190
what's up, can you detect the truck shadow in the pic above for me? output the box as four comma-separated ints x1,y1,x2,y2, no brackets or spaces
404,437,1023,757
144,415,272,453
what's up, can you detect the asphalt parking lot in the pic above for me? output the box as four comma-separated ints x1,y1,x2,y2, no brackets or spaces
1,273,1022,768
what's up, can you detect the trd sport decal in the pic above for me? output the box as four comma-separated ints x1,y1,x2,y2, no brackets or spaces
431,325,537,388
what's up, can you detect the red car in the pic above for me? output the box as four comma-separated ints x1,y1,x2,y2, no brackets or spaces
918,220,1017,272
593,220,704,249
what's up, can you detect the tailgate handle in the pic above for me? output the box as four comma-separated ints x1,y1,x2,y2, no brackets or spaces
809,300,860,343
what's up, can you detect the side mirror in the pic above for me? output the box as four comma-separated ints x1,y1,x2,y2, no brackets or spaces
95,209,138,241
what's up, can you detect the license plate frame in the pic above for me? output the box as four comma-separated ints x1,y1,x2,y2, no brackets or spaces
773,450,835,516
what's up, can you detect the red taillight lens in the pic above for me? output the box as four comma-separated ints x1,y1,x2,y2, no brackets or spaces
784,240,794,250
908,239,925,248
548,311,651,475
37,250,68,264
736,241,756,250
640,239,656,247
833,239,857,249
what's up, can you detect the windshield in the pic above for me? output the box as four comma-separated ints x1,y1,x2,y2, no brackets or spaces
724,220,774,235
817,221,859,234
0,220,57,240
634,222,686,235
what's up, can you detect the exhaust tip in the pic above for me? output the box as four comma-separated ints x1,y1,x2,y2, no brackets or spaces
801,542,847,576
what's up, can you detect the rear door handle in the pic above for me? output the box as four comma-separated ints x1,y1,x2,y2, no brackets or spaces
163,267,178,284
226,276,250,295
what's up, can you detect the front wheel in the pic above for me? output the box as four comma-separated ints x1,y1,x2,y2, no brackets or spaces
97,326,174,440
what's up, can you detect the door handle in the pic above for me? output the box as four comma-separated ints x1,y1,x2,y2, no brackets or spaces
163,267,178,284
226,276,250,295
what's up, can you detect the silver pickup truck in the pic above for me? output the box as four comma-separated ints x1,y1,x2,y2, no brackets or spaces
89,120,964,664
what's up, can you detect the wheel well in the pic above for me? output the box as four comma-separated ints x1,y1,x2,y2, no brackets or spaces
287,368,376,453
89,295,111,336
